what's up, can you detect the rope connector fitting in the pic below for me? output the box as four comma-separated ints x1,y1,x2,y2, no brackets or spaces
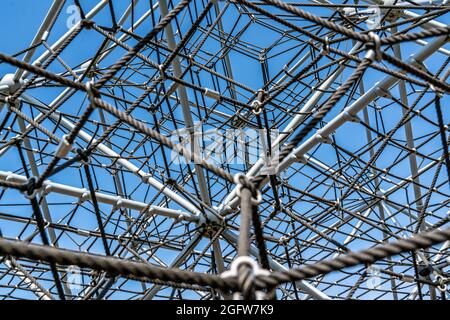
221,256,270,300
234,173,262,205
251,100,263,115
81,19,94,29
321,36,330,56
23,176,39,199
436,275,448,292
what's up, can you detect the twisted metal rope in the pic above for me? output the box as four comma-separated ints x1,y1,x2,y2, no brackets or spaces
0,237,237,292
0,225,449,291
257,226,450,287
92,97,236,183
254,52,374,186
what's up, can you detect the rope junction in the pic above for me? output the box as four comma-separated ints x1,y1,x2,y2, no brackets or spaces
0,0,449,300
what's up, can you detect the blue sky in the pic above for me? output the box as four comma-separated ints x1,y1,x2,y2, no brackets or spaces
0,0,449,299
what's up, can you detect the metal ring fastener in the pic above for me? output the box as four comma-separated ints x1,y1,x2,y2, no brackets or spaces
251,100,262,115
436,275,448,292
234,173,262,205
221,256,271,300
23,176,39,199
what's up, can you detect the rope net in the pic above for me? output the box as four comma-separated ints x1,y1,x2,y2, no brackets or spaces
0,0,449,300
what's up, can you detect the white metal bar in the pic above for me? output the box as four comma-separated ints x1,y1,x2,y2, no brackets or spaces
0,170,197,222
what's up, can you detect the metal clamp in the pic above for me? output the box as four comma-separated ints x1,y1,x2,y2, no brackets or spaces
321,36,330,56
436,275,448,292
77,189,90,204
221,256,271,300
251,100,263,115
23,176,39,199
234,173,262,205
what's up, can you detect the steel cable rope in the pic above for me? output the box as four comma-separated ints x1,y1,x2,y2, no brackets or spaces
0,9,191,155
1,0,195,194
294,41,428,89
83,2,214,155
10,25,84,102
226,54,384,293
273,168,450,287
6,105,60,144
253,52,375,188
433,94,450,189
281,208,349,253
38,30,257,175
83,161,112,256
283,156,431,237
0,25,84,154
90,96,235,183
414,154,446,234
296,58,450,232
81,72,398,264
286,149,449,241
0,35,105,156
0,0,448,300
15,141,67,300
224,0,437,134
0,10,428,179
327,126,445,201
0,1,205,298
259,0,450,46
0,237,236,291
329,7,450,45
117,25,256,93
0,223,449,291
241,59,433,258
186,227,224,272
324,76,449,213
380,51,450,93
252,1,449,9
257,226,450,288
130,48,356,184
238,0,450,92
